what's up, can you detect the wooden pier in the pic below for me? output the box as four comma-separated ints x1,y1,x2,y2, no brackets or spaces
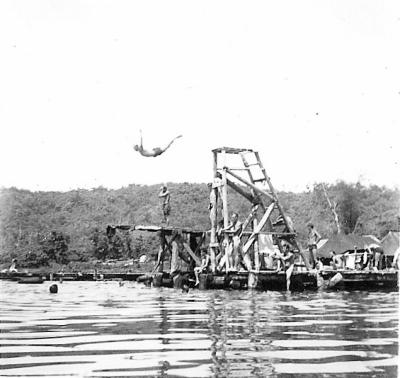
1,269,397,291
105,147,322,291
103,147,399,292
321,270,398,290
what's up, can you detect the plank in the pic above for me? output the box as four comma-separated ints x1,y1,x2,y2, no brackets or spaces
225,168,275,201
182,243,202,266
242,203,275,254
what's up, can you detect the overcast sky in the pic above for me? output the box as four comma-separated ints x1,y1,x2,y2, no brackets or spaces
0,0,399,193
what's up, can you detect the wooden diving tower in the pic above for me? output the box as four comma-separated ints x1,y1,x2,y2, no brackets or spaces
208,147,312,275
109,147,318,291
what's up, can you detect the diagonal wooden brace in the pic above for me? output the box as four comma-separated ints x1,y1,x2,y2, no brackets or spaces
242,203,275,254
182,242,202,266
225,168,275,201
239,205,259,238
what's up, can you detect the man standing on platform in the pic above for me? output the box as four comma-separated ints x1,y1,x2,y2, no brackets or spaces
281,243,295,290
159,185,171,224
224,212,242,271
307,223,321,268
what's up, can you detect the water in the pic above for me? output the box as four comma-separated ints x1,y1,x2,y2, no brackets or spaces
0,281,398,377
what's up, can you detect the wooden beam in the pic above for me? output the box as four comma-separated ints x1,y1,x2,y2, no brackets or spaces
240,152,257,184
212,147,254,154
226,177,256,204
194,233,206,255
170,240,180,275
225,168,275,201
152,231,166,273
183,242,202,266
243,203,275,253
216,171,255,204
221,161,229,273
217,167,250,171
239,205,259,237
253,218,260,271
209,150,219,272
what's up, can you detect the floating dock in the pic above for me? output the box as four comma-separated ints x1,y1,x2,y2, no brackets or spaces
1,268,397,291
321,270,398,290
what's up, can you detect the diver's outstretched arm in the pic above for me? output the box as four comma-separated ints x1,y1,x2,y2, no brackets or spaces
139,129,143,148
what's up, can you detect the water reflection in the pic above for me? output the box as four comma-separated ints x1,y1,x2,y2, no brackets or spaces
0,281,398,377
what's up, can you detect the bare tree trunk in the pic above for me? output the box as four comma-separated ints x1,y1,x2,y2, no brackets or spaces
352,216,361,234
320,184,341,234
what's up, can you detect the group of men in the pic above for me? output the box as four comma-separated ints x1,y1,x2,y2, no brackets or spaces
157,185,322,278
157,181,398,284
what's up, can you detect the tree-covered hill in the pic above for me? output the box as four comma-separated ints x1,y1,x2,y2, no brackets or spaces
0,182,398,268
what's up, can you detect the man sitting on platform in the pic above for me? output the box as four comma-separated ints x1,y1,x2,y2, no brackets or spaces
194,248,210,286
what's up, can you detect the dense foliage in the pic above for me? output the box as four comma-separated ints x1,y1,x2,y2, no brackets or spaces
0,182,398,268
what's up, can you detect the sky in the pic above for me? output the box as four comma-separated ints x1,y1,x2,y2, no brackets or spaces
0,0,399,193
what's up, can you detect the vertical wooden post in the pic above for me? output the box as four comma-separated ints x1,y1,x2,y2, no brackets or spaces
154,231,165,273
221,150,230,272
209,150,219,272
170,235,180,276
253,218,260,272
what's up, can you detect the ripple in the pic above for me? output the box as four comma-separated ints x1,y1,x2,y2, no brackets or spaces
0,281,398,377
273,357,398,374
271,338,397,348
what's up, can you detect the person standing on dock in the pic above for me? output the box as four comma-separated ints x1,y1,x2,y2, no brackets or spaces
224,212,242,271
158,185,171,224
330,251,343,270
307,223,321,268
280,243,295,290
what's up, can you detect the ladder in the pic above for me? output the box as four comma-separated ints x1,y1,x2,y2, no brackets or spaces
212,147,311,270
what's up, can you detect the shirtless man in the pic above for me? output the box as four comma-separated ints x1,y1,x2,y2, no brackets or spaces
194,249,210,286
307,223,321,268
330,250,343,270
133,130,182,157
158,186,171,224
224,212,242,270
281,244,295,290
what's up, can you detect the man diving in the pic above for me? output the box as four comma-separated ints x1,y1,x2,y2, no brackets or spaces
133,130,182,157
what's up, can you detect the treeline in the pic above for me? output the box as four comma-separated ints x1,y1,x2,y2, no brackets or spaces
0,182,398,268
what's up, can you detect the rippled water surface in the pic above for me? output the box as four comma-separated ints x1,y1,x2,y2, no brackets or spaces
0,281,398,377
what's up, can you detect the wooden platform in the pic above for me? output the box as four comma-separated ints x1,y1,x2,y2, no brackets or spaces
320,270,398,290
148,270,319,291
108,224,206,236
0,271,145,282
2,270,397,291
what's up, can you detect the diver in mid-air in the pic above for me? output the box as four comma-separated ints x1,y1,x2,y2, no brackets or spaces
133,130,182,157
